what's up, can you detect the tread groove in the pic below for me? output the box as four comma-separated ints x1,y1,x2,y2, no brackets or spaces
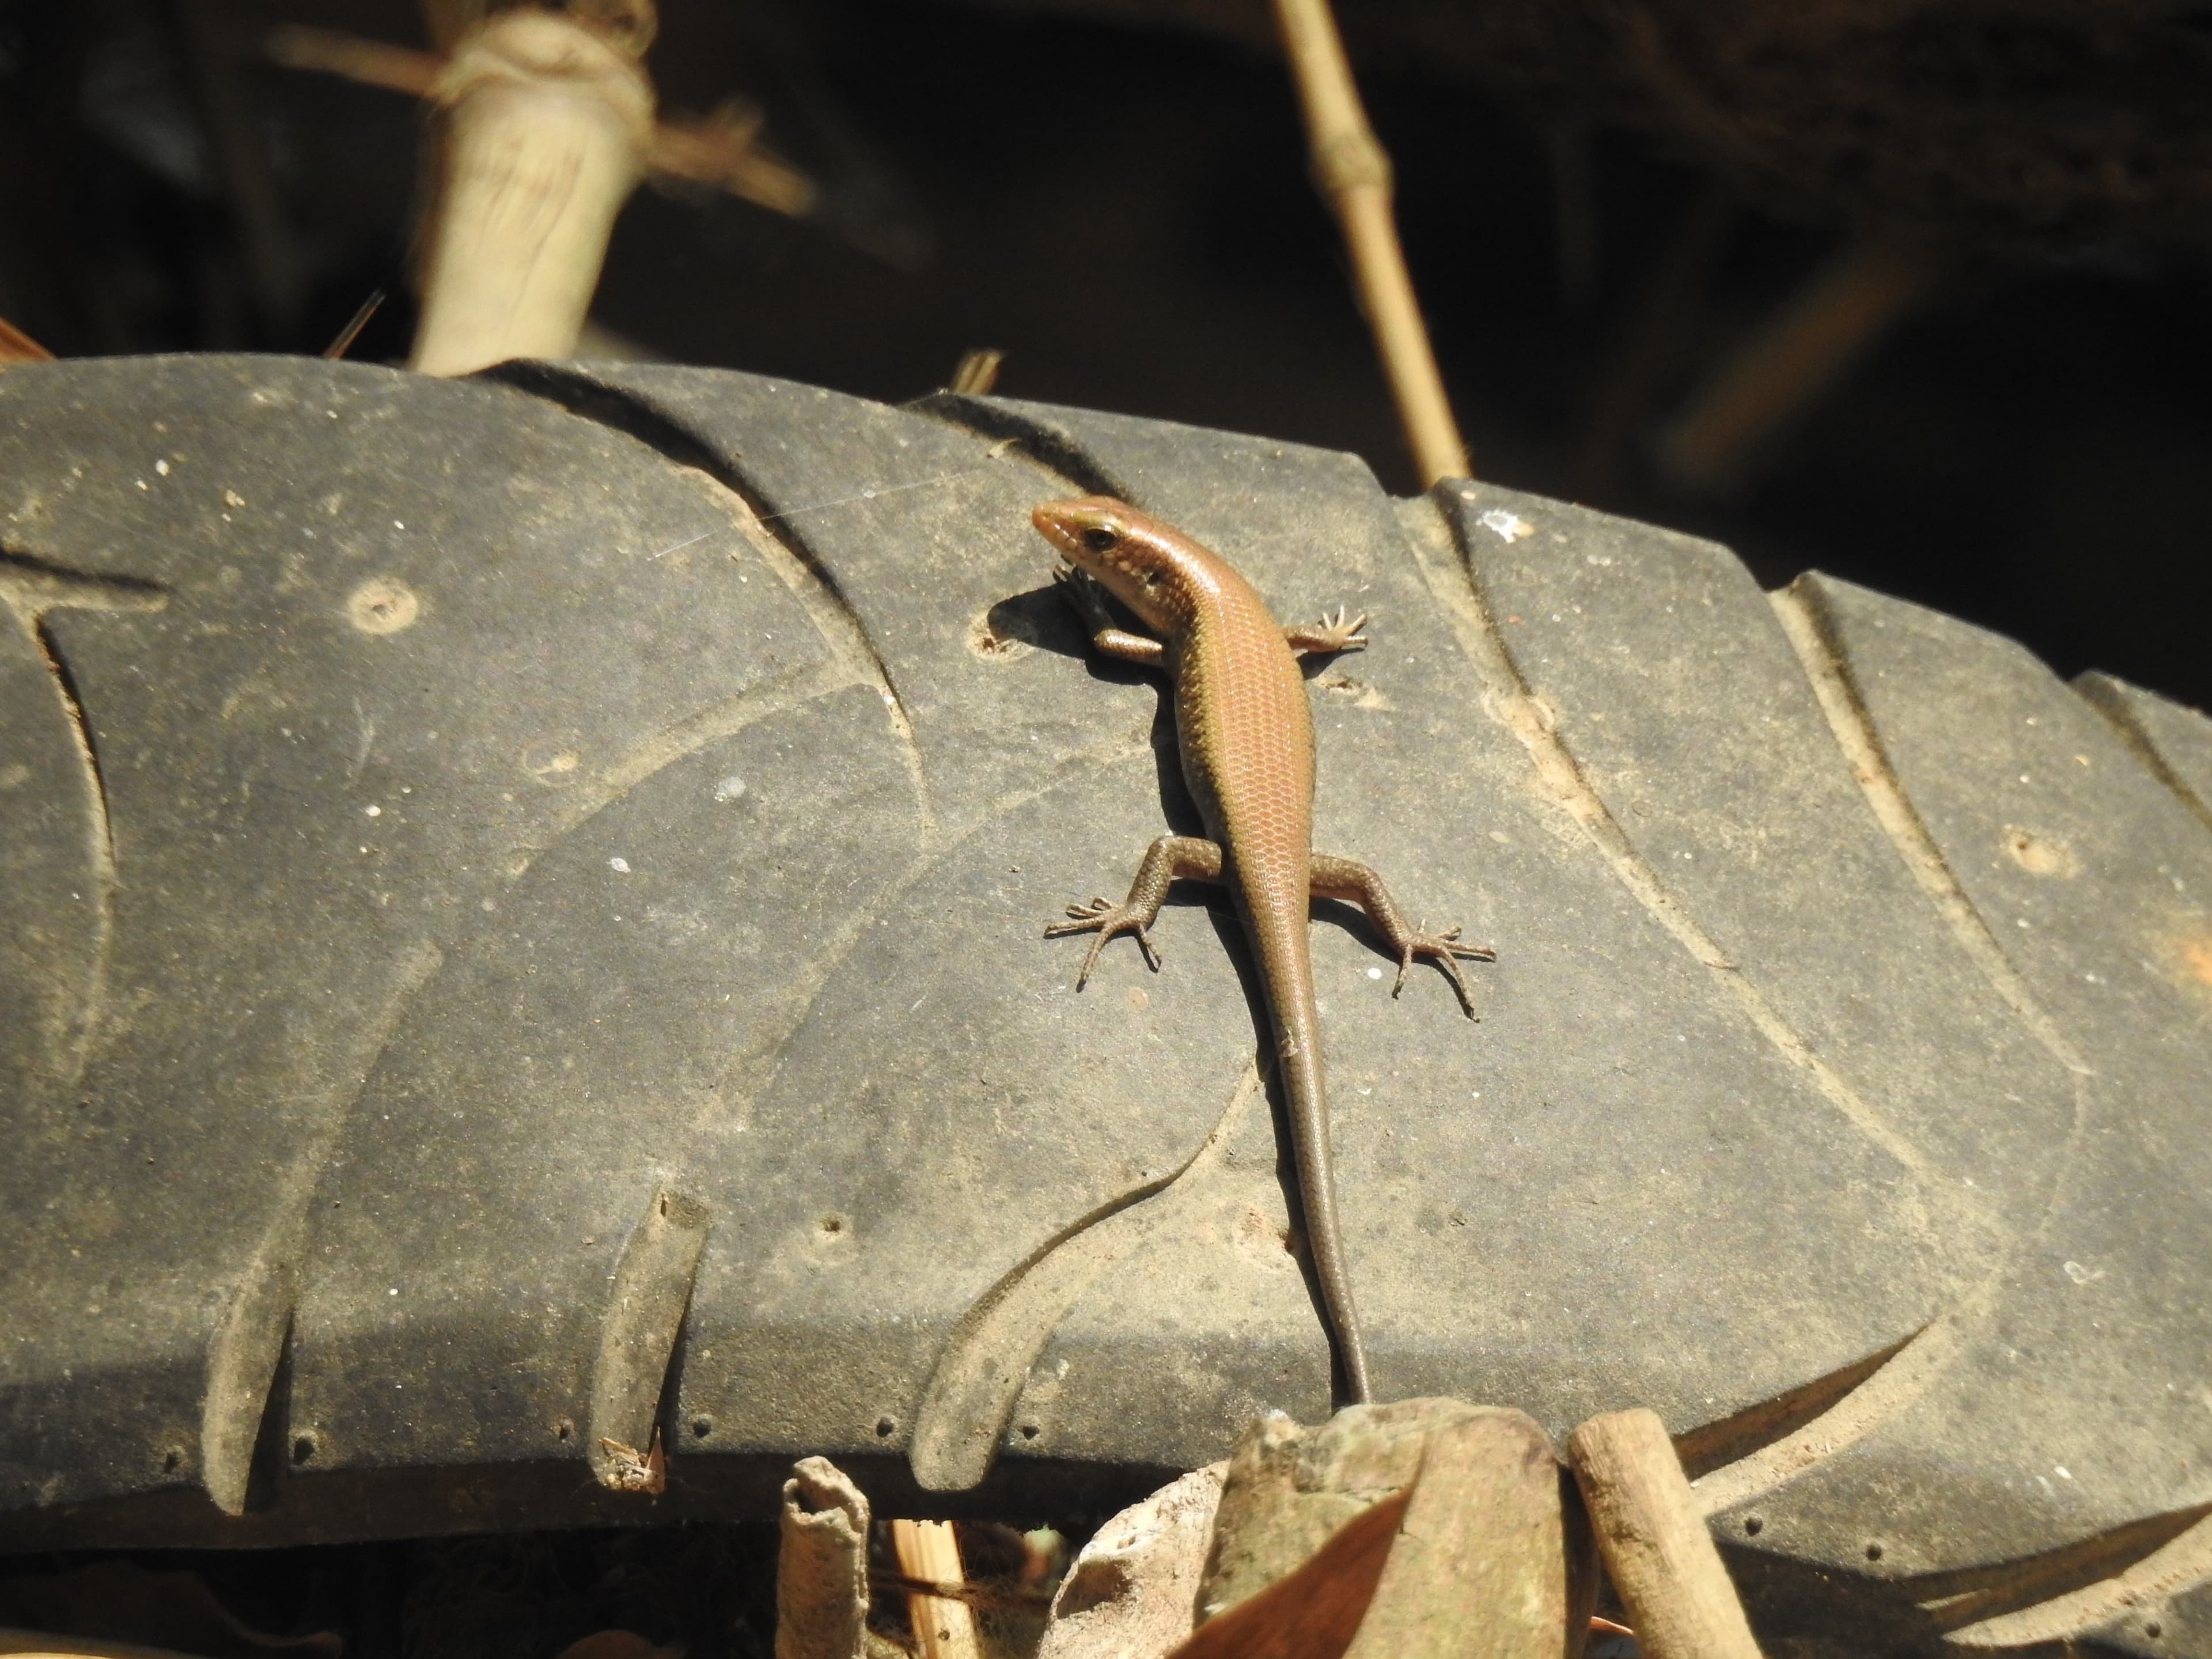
1689,1317,1961,1517
2074,672,2212,842
506,660,867,882
0,556,166,1084
911,392,1135,501
1769,577,2089,1075
1673,1326,1926,1482
1937,1506,2212,1646
203,939,448,1512
1409,487,1930,1177
909,1060,1263,1493
482,362,937,830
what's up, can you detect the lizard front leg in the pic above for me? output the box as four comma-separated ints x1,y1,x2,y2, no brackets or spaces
1054,564,1164,665
1310,853,1495,1016
1048,835,1224,987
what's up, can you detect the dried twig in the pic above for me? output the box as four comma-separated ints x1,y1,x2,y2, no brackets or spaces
1271,0,1470,484
0,314,54,366
266,25,815,220
649,105,815,219
872,1571,1053,1611
323,289,388,359
267,26,441,96
946,349,1003,396
1568,1408,1764,1659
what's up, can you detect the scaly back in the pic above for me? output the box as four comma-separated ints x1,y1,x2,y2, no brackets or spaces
1027,495,1316,878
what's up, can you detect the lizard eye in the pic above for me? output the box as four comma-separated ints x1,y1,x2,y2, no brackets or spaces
1081,527,1118,554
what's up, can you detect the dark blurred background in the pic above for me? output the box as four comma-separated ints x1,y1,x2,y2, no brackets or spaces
2,0,2207,709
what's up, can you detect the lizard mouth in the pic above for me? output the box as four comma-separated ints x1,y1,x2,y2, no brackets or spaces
1031,496,1130,568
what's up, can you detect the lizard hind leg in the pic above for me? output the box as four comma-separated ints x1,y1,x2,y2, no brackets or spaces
1310,852,1496,1017
1283,606,1369,658
1046,834,1224,988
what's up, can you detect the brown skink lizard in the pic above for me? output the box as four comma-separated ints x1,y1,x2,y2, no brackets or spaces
1033,495,1492,1405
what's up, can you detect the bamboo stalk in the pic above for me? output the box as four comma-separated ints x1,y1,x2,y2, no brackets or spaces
1271,0,1470,484
891,1520,982,1659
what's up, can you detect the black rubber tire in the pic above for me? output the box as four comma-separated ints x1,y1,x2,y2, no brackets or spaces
2,357,2209,1656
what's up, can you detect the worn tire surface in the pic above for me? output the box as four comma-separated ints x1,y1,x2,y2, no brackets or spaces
1,357,2208,1653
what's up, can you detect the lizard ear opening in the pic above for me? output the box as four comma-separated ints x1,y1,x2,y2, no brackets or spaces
1081,527,1118,554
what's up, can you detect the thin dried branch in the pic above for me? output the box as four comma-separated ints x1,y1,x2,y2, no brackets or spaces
267,25,440,97
1568,1408,1764,1659
266,24,814,219
1271,0,1470,484
870,1571,1052,1611
946,349,1004,395
0,313,54,366
322,289,387,359
650,104,815,218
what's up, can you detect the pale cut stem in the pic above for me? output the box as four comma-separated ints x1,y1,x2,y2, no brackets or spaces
1271,0,1471,485
778,1456,872,1659
409,10,654,376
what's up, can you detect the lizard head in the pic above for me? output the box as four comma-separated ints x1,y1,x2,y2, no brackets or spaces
1031,496,1200,633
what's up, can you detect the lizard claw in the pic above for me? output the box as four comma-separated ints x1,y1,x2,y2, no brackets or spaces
1309,605,1369,654
1046,897,1162,986
1053,562,1118,634
1390,922,1496,1017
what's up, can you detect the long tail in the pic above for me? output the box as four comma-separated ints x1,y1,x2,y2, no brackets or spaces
1249,898,1372,1404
